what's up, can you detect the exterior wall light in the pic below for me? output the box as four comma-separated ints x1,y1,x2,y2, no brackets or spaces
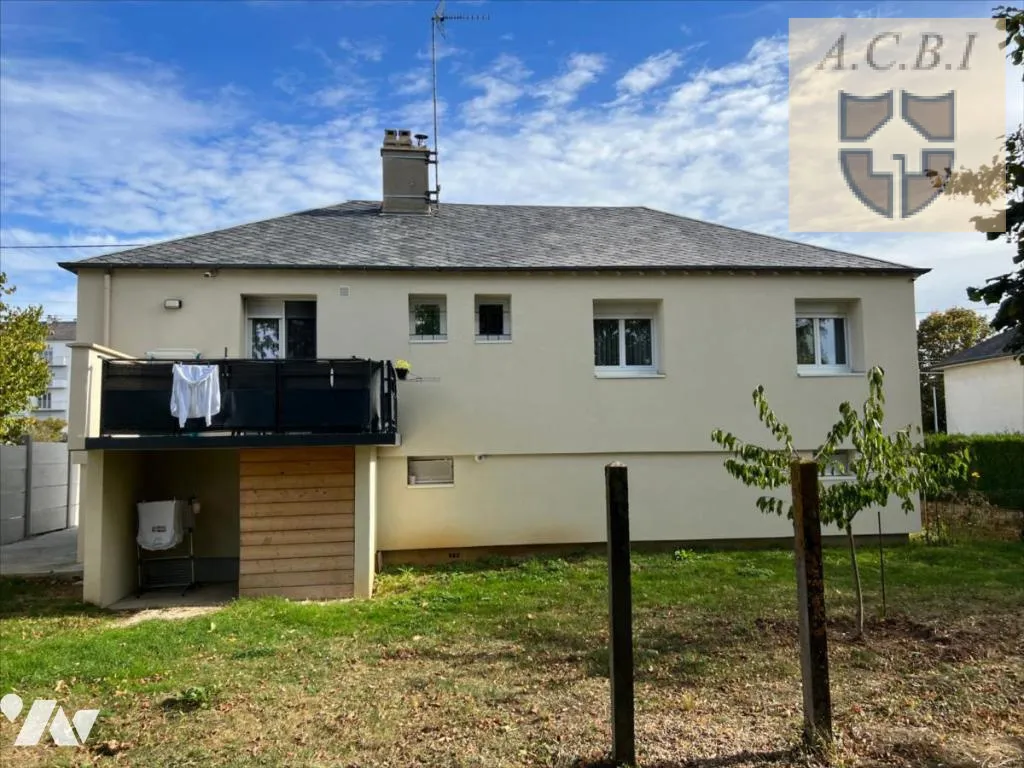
163,299,183,310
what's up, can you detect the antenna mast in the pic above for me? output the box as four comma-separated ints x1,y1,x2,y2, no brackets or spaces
430,0,488,207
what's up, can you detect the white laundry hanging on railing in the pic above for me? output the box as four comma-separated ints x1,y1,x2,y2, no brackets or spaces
170,363,222,427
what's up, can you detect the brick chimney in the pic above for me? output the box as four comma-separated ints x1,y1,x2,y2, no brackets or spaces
380,129,432,214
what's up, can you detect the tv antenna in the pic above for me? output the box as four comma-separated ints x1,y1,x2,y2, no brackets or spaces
431,0,488,205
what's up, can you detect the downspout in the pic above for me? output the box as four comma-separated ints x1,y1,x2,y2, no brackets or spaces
103,270,112,347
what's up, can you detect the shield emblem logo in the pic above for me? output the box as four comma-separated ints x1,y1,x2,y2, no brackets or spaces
837,90,955,220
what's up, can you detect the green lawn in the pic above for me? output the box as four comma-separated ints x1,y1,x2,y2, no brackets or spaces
1,540,1021,767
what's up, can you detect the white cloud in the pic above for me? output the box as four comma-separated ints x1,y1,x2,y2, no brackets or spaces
272,69,305,95
616,50,683,97
338,37,385,63
536,53,606,107
461,54,531,126
1,36,1018,324
308,84,368,108
391,68,432,96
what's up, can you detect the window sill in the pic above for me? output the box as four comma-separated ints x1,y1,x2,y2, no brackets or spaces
820,475,855,482
796,369,864,378
475,338,512,344
594,371,666,379
409,337,448,344
407,483,455,489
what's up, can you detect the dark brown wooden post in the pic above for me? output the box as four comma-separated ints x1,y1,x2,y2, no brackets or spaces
791,459,833,748
605,462,635,766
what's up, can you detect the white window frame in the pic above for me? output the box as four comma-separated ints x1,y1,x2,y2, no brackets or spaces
246,299,286,360
795,314,851,374
244,298,316,359
475,295,512,342
407,456,454,487
409,295,448,342
593,310,658,376
37,391,53,410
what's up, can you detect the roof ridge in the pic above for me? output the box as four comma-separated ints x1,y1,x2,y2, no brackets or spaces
637,206,921,272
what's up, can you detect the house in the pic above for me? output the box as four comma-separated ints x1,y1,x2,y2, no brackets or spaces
935,330,1023,434
60,129,927,608
32,320,76,425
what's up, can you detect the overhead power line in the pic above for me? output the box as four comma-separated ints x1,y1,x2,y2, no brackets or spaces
0,244,145,249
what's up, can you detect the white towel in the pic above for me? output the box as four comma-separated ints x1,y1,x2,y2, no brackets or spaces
170,364,221,428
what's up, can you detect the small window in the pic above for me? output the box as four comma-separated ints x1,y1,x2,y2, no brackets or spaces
409,295,447,341
408,457,454,486
820,450,855,479
245,298,317,359
475,295,511,341
593,301,658,374
796,315,849,372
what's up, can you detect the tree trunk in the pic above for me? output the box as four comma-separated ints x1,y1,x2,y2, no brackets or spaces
846,523,864,638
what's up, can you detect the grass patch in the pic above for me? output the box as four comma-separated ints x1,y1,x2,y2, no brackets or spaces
0,541,1021,767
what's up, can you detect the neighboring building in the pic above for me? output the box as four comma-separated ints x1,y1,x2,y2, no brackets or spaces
32,320,76,426
935,330,1023,434
60,129,927,608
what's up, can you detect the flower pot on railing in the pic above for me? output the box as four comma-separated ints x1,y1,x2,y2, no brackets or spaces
395,360,411,381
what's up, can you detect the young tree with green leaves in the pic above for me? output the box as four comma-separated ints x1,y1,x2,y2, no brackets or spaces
917,308,992,432
711,367,970,637
0,273,52,444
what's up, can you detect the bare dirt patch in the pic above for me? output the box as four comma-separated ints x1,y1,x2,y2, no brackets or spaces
115,605,223,627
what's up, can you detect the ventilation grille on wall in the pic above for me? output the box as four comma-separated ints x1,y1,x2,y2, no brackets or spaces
339,286,350,297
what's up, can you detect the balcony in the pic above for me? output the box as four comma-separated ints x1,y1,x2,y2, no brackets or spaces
86,358,399,450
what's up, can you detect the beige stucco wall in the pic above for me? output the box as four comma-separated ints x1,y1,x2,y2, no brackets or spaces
66,343,134,451
82,450,144,607
944,358,1024,435
72,267,923,551
376,453,920,553
354,446,378,597
75,269,922,453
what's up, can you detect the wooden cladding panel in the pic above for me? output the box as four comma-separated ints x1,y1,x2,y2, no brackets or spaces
240,473,355,491
241,528,354,547
240,514,353,533
239,447,355,599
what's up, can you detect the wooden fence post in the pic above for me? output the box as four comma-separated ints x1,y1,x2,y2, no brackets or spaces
791,459,833,748
605,462,635,766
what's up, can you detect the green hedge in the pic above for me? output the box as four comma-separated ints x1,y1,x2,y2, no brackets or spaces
925,433,1024,509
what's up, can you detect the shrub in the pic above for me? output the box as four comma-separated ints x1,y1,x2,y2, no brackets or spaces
925,433,1024,509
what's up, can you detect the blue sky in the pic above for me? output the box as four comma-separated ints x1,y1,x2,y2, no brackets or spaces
1,0,1018,320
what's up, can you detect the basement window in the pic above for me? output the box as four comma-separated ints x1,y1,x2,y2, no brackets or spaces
408,457,454,487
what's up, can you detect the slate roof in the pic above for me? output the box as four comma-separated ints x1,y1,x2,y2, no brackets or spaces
935,330,1016,369
47,320,76,341
58,201,926,275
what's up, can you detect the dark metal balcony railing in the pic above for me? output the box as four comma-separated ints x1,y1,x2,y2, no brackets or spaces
99,358,398,437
